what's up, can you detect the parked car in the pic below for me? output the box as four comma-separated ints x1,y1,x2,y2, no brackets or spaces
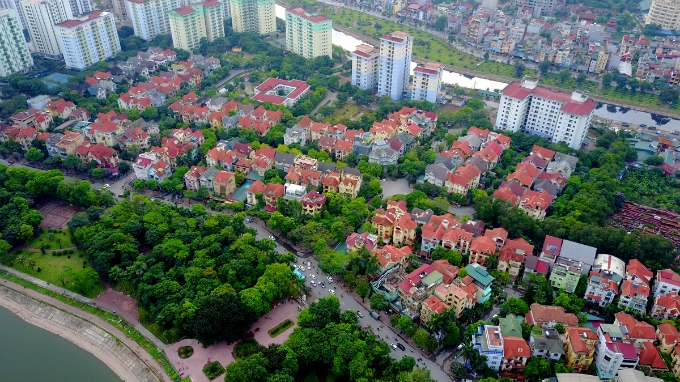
310,281,316,287
329,289,335,294
268,235,275,240
370,311,380,320
327,276,333,283
396,343,405,351
357,310,364,318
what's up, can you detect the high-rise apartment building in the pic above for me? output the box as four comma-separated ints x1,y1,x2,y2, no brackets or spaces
646,0,680,30
221,0,229,19
21,0,74,59
111,0,128,23
495,78,596,149
229,0,274,35
65,0,92,15
412,61,442,103
0,8,33,76
512,0,563,16
351,43,379,91
168,1,223,51
377,31,412,100
125,0,182,40
1,0,27,28
54,10,120,70
285,7,331,59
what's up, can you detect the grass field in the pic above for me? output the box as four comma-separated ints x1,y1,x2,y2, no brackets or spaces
8,250,104,298
27,229,74,250
323,8,487,70
328,103,366,121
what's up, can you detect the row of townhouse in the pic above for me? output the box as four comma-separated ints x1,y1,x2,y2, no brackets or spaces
422,127,511,197
494,145,578,221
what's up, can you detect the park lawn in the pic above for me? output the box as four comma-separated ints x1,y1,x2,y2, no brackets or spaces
328,103,364,121
8,250,104,298
27,229,74,250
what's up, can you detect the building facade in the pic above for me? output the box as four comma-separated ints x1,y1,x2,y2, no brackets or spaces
495,78,596,150
377,31,412,100
472,324,504,371
22,0,73,59
646,0,680,30
168,1,224,51
125,0,182,40
230,0,275,35
285,8,331,59
411,62,442,103
0,8,33,76
351,43,379,91
55,11,121,70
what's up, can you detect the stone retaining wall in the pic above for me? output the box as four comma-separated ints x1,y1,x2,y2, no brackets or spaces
0,285,160,382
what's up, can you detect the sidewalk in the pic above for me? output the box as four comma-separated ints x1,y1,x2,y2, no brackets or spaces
0,277,173,382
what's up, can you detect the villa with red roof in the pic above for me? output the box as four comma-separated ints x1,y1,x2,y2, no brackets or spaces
657,323,680,354
654,269,680,298
651,292,680,320
46,99,76,119
468,236,497,266
619,280,651,315
420,295,448,327
501,337,530,374
253,78,310,107
262,183,285,212
495,78,596,150
519,189,553,220
373,245,411,273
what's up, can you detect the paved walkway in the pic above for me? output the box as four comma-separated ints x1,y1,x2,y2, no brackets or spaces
21,246,77,253
164,301,301,382
0,276,173,382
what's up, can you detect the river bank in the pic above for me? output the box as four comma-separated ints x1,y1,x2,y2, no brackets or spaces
276,0,680,121
0,282,162,382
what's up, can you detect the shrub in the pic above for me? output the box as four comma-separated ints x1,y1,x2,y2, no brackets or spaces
234,338,264,359
202,361,225,380
178,346,194,359
268,319,294,338
78,253,84,258
36,267,41,272
82,260,87,266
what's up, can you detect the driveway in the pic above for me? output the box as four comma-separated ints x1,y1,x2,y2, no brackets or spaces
448,205,476,219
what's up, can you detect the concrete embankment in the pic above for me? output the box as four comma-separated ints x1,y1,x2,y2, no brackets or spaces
0,284,161,382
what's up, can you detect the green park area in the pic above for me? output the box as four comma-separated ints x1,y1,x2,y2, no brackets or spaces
8,250,104,298
27,229,74,250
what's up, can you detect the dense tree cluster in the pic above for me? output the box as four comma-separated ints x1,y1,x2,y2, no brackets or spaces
223,295,436,382
70,196,299,345
473,129,678,270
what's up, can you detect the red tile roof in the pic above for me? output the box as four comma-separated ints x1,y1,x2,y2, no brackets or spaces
615,312,656,340
638,342,667,370
503,336,530,360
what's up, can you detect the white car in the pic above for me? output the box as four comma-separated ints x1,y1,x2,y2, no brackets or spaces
357,311,364,318
310,281,316,287
268,235,275,240
307,266,311,270
327,276,333,283
310,274,316,279
329,289,335,294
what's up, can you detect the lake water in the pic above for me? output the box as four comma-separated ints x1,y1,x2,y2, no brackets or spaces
0,305,122,382
275,4,680,130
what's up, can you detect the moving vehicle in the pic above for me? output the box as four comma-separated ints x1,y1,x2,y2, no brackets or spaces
329,289,335,294
310,274,316,279
268,235,275,240
396,343,405,351
310,281,316,287
391,343,397,349
327,276,333,283
370,311,380,320
357,310,364,318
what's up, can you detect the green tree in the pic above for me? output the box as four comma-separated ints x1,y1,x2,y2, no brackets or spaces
644,155,665,166
659,87,679,105
224,353,269,382
413,329,430,346
356,280,370,302
370,293,389,311
25,147,44,162
499,297,529,316
71,267,100,295
192,293,258,346
524,357,553,382
458,268,468,278
90,168,106,179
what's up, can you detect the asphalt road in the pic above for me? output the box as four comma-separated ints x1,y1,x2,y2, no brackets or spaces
245,220,454,381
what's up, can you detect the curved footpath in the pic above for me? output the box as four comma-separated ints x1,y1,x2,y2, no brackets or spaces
0,279,170,382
